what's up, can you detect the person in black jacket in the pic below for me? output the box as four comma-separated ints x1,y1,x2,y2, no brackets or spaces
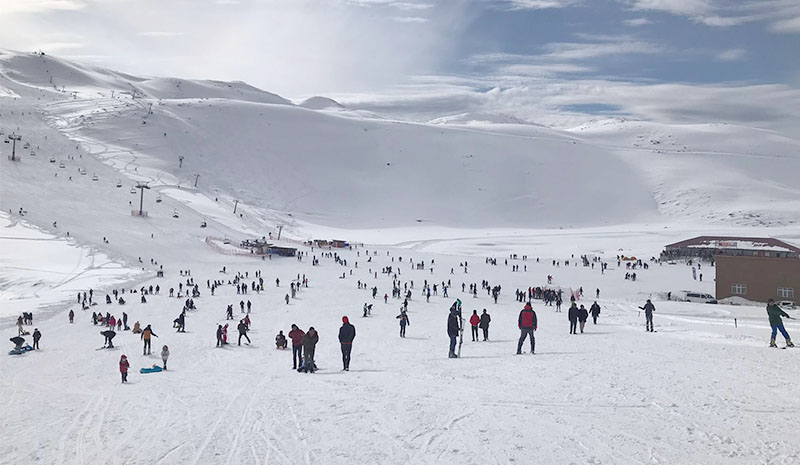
590,301,601,324
568,303,579,334
447,306,460,358
216,324,223,347
237,319,250,345
338,316,356,371
578,305,589,333
479,309,491,341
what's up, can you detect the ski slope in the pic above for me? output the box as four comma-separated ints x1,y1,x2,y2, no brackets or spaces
1,49,800,464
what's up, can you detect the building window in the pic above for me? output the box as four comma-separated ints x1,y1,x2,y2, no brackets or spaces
731,284,747,295
778,288,794,299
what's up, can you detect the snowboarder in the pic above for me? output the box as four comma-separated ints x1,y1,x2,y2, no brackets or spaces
275,331,288,349
578,305,589,333
300,327,319,373
101,330,116,348
161,345,169,370
32,328,41,350
447,305,460,358
237,319,250,346
639,299,655,332
469,310,480,341
516,302,537,354
767,299,794,348
119,355,130,383
141,325,157,355
568,302,579,334
68,309,74,323
396,310,410,337
338,316,356,371
590,301,601,324
289,324,304,369
479,309,491,341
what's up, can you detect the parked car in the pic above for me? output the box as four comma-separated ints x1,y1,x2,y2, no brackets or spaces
778,301,796,310
684,292,718,304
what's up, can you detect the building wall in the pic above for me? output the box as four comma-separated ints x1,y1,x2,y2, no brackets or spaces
715,255,800,302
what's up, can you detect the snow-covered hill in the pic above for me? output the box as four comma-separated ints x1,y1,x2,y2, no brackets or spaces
3,49,800,465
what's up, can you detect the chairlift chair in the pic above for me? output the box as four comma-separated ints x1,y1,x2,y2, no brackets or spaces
92,173,99,181
49,157,56,163
155,194,163,203
59,161,66,168
130,186,137,194
116,179,122,188
172,209,179,218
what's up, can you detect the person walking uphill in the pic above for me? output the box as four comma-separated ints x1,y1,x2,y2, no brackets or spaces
119,355,130,383
469,310,480,342
479,309,491,341
141,325,158,355
338,316,356,371
237,319,251,346
300,327,319,373
590,301,601,324
568,302,579,335
32,328,41,350
447,305,460,358
517,302,537,354
396,310,410,337
289,324,305,369
767,299,794,348
639,299,655,332
578,305,589,333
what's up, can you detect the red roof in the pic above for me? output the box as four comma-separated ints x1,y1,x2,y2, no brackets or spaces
665,236,800,253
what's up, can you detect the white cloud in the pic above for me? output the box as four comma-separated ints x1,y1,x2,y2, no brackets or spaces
496,0,581,10
541,39,662,60
392,16,428,22
624,17,651,26
0,0,87,15
716,48,746,61
771,16,800,33
136,31,185,37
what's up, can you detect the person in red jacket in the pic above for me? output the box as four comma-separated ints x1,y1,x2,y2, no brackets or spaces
469,310,480,342
119,354,130,383
517,302,537,354
288,324,305,370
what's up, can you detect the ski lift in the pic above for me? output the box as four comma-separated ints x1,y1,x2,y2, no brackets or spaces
130,186,137,194
59,161,66,168
92,173,99,181
223,237,231,245
79,168,87,175
116,179,122,188
155,193,163,203
23,142,30,149
172,209,179,218
49,157,56,163
29,151,35,157
200,219,207,228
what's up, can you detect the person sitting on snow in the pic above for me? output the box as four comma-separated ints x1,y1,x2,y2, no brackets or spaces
275,331,288,349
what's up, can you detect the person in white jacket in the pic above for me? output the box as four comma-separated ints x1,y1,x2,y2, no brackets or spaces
161,345,170,370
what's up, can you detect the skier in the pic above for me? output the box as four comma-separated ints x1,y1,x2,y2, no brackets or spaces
568,302,579,334
479,309,491,341
237,319,251,345
275,331,288,349
119,355,130,383
767,298,794,348
141,324,157,355
639,299,656,332
161,345,170,370
447,305,460,358
32,328,41,350
216,324,223,347
516,302,537,354
578,305,589,333
590,301,601,324
396,310,410,337
101,329,116,348
338,316,356,371
300,327,319,373
289,324,305,369
469,310,480,342
68,309,74,323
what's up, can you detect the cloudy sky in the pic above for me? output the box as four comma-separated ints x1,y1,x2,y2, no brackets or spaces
1,0,799,132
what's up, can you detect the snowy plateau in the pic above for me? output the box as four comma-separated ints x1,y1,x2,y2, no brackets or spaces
1,49,799,465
